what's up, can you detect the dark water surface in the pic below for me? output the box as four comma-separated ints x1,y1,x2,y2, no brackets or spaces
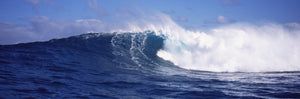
0,33,299,98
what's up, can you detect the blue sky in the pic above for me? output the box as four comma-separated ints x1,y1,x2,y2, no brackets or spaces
1,0,300,25
0,0,300,44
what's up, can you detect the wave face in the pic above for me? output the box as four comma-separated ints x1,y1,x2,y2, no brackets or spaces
1,32,300,98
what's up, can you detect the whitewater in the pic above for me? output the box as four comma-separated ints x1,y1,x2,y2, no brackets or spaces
157,22,300,72
111,13,300,72
0,13,300,98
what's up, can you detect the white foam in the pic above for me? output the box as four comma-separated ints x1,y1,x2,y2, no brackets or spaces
156,23,300,72
89,12,300,72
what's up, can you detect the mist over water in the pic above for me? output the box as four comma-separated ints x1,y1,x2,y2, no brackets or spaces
157,23,300,72
115,12,300,72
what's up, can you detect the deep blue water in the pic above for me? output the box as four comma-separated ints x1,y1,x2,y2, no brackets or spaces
0,32,300,98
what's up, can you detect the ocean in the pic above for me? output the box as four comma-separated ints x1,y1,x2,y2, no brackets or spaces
0,32,300,98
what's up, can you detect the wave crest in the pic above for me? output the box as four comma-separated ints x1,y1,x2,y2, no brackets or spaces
157,23,300,72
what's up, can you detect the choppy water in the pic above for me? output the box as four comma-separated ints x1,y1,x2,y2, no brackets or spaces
0,32,300,98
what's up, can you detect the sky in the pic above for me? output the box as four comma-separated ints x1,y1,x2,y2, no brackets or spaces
0,0,300,44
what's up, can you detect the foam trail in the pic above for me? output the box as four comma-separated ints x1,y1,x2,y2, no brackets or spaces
157,23,300,72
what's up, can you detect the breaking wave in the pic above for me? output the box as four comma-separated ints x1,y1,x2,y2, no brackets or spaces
157,23,300,72
2,12,300,72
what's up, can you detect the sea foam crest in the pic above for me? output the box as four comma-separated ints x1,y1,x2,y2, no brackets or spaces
157,23,300,72
115,12,300,72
